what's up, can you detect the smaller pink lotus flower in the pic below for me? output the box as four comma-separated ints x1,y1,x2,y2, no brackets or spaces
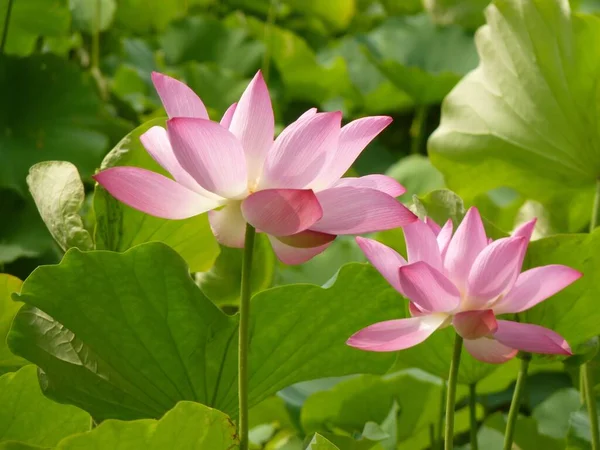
94,71,416,264
347,208,582,363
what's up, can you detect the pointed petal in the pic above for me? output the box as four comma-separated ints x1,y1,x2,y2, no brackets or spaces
346,314,447,352
93,167,221,219
453,309,498,340
493,265,582,314
220,103,237,129
297,108,317,121
311,187,417,235
331,175,406,197
208,201,246,248
398,261,460,313
512,218,537,268
229,72,274,182
464,337,518,364
467,237,527,306
241,189,322,236
356,236,407,294
403,219,443,271
313,116,393,189
261,112,341,189
276,230,336,248
140,126,204,193
424,217,442,236
167,118,248,198
444,207,488,292
437,219,453,259
493,320,572,355
151,72,208,119
268,235,332,265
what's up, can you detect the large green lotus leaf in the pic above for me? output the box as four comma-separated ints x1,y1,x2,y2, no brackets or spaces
533,388,581,440
160,16,263,76
27,162,93,253
0,274,26,373
363,14,478,105
567,408,600,449
197,235,274,308
423,0,490,29
520,230,600,354
428,0,600,233
0,365,90,447
479,412,563,450
94,118,219,272
0,190,54,264
386,155,445,202
306,434,340,450
0,0,69,56
8,245,401,420
114,0,186,34
55,401,238,449
0,55,108,195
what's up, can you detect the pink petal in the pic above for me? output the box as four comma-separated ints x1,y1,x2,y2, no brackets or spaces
93,167,221,219
512,218,537,268
467,237,527,306
437,219,453,259
140,126,205,194
424,217,442,236
311,187,417,235
464,337,518,364
453,309,498,340
241,189,322,236
208,201,246,248
398,261,460,313
220,103,237,129
331,175,406,197
276,230,336,248
268,235,332,265
228,72,274,182
261,112,342,189
151,72,208,119
167,118,248,198
444,207,488,292
346,315,447,352
313,116,393,189
403,219,443,271
409,302,426,317
297,108,318,121
493,320,572,355
493,265,583,314
356,236,407,294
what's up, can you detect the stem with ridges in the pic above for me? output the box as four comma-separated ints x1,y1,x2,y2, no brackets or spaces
238,224,256,450
410,105,429,155
503,354,530,450
0,0,15,53
445,333,463,450
469,383,479,450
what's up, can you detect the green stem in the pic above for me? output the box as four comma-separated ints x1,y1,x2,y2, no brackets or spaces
238,224,256,450
261,0,277,83
437,380,446,450
503,354,530,450
445,333,463,450
410,105,429,155
582,178,600,450
92,0,101,71
469,383,479,450
0,0,15,53
585,362,600,450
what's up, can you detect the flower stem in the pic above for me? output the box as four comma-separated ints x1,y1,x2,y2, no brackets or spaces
584,363,600,450
0,0,15,54
437,380,446,450
503,353,530,450
238,224,256,450
582,178,600,450
445,333,463,450
410,105,429,155
469,383,478,450
261,0,278,83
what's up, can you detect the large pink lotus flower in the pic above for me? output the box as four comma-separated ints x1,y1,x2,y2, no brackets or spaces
94,71,416,264
347,207,582,363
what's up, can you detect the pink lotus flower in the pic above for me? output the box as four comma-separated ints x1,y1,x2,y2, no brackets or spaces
347,208,582,363
94,71,416,264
